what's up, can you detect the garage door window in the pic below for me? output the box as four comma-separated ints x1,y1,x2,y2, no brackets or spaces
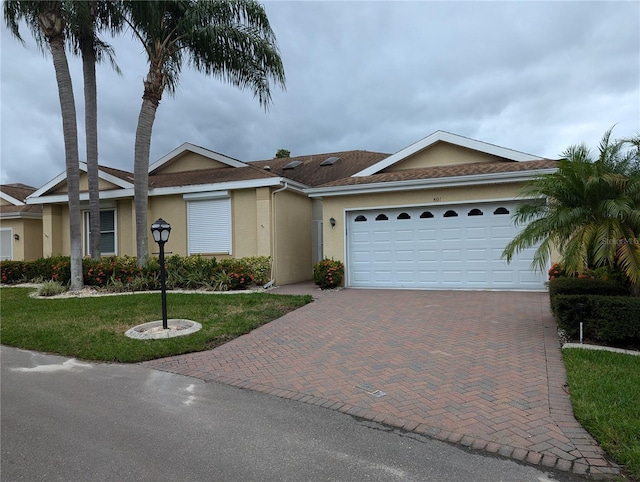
443,210,458,217
420,211,434,219
375,214,389,221
355,215,367,222
494,207,510,215
468,209,483,216
397,213,411,220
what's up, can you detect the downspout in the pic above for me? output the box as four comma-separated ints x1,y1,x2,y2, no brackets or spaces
265,181,288,288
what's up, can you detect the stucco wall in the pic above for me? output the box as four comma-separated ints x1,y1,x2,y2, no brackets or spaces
386,142,509,171
273,189,313,285
0,218,42,260
157,152,227,174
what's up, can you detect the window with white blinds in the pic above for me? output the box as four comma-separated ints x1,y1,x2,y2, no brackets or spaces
187,197,231,255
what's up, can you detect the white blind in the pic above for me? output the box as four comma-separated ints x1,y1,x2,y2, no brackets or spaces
187,198,231,254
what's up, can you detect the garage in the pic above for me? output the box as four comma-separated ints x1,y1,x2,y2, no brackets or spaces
347,202,546,290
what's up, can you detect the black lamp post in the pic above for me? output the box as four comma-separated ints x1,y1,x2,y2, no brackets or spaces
150,218,171,329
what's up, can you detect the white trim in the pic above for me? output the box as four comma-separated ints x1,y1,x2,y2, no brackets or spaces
307,168,557,198
27,163,133,202
354,131,543,177
149,143,247,173
183,191,229,201
27,189,135,205
0,191,25,206
149,178,307,197
0,211,43,220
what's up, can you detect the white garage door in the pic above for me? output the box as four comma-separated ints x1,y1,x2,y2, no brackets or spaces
347,203,545,290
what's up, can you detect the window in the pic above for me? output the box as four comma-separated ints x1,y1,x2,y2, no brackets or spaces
468,208,483,216
84,209,116,256
397,212,411,220
375,214,389,221
443,210,458,217
420,211,434,219
493,207,510,215
0,228,12,261
354,215,367,222
187,197,231,255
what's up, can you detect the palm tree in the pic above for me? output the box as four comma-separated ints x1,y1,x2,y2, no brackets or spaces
119,0,286,266
502,128,640,289
67,1,122,260
4,0,84,290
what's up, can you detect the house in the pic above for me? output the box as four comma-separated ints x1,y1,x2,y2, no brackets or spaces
26,131,558,289
0,184,43,261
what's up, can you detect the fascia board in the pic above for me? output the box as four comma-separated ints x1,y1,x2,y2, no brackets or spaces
0,191,25,206
27,170,70,199
97,168,134,189
149,143,247,172
354,131,542,177
26,188,135,204
306,168,557,198
0,211,43,220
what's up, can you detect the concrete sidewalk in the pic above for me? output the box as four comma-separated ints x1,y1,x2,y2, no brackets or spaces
143,283,619,479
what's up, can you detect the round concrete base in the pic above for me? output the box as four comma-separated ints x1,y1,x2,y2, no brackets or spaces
125,319,202,340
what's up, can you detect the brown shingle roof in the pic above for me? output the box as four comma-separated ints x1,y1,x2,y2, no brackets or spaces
315,159,558,188
0,204,42,215
148,164,277,189
249,150,391,187
1,183,37,203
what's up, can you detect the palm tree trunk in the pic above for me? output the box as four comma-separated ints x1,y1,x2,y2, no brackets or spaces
83,45,101,260
134,97,158,267
49,36,84,290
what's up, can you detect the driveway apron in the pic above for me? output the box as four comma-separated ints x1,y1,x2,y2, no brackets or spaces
143,285,619,478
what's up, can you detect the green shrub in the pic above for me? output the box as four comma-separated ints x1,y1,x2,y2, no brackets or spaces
313,258,344,289
37,280,67,297
243,256,272,285
548,277,630,313
553,294,640,344
0,261,28,284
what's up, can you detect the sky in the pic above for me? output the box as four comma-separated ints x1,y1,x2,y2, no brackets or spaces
1,1,639,190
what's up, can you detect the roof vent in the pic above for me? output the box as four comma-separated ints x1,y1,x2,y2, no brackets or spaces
283,160,303,170
263,165,271,171
320,156,340,166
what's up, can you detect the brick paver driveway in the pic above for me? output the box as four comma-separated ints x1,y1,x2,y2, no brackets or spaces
143,285,618,478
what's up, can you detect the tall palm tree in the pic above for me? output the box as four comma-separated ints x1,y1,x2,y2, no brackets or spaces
502,128,640,289
4,0,84,290
119,0,286,266
67,1,122,260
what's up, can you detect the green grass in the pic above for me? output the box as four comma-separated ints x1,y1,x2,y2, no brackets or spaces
0,288,312,363
563,348,640,480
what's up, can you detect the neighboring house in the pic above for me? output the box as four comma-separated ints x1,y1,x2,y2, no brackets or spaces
26,131,558,289
0,184,43,261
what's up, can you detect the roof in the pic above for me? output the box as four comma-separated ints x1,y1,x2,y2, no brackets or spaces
148,163,276,189
249,150,390,187
0,184,42,218
317,159,558,188
1,183,37,204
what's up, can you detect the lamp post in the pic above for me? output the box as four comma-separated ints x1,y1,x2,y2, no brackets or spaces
150,218,171,329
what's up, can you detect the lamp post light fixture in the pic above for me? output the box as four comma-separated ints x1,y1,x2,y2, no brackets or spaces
150,218,171,329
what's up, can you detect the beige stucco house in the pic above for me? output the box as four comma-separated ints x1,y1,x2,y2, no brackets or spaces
0,184,43,261
26,131,558,289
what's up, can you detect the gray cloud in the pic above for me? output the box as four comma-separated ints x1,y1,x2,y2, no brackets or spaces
1,1,638,188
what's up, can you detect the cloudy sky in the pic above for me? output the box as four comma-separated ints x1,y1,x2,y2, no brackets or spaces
1,1,638,189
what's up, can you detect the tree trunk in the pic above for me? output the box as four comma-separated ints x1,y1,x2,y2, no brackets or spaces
134,97,159,267
83,45,101,260
49,36,84,290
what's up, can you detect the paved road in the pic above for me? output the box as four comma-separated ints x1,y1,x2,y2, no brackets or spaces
1,346,585,482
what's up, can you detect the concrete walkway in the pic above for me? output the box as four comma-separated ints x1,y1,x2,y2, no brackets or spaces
143,283,619,479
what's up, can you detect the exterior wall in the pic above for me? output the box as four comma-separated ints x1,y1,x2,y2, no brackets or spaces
386,142,509,171
232,189,259,258
157,153,227,174
43,204,63,257
273,189,313,285
321,182,534,263
0,218,42,260
148,194,187,257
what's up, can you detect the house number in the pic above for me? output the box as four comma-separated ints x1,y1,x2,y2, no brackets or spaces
433,196,442,202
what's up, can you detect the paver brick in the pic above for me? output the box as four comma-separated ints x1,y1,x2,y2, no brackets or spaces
142,284,619,478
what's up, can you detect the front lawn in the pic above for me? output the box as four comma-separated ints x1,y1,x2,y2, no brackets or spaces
0,288,312,363
563,348,640,480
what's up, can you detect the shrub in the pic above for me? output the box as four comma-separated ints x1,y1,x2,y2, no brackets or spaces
242,256,272,286
0,261,28,284
37,280,67,297
548,277,630,313
313,258,344,289
218,259,254,290
553,294,640,344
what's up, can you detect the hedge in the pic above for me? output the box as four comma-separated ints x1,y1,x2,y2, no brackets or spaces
548,277,630,314
0,255,271,292
553,294,640,344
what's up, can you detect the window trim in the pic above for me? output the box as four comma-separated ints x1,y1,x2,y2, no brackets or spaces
83,208,117,256
187,197,232,256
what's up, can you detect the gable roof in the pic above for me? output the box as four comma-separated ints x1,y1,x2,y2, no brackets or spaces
0,184,42,218
307,159,558,197
354,131,542,177
149,142,247,173
249,150,390,187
